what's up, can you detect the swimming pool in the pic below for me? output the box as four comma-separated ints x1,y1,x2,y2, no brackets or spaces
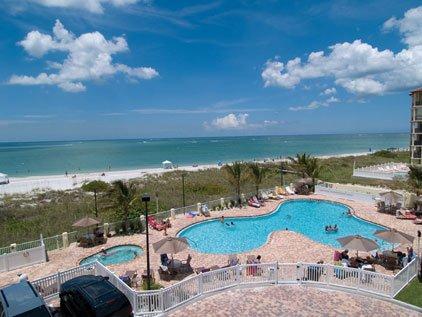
79,245,143,266
178,199,388,254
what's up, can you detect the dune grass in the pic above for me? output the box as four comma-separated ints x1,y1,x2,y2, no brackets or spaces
395,277,422,308
0,150,410,247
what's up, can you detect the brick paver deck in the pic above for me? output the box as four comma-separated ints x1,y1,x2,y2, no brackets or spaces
169,285,421,317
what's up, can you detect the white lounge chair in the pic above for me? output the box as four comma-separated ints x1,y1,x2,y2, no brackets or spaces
285,186,295,195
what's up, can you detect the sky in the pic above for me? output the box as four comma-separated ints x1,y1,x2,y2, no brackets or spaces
0,0,421,141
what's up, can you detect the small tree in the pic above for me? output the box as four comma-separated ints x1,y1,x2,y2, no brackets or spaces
81,180,109,217
223,161,246,204
247,163,269,196
408,165,422,196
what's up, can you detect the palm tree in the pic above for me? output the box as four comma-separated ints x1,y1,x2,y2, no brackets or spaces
247,163,269,196
81,180,109,217
304,157,323,192
223,161,246,204
408,165,422,196
288,153,323,192
287,153,311,177
108,180,138,231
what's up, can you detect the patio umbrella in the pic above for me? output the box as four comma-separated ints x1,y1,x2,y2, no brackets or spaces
374,229,414,250
72,216,100,228
337,235,379,257
379,191,402,206
153,236,189,255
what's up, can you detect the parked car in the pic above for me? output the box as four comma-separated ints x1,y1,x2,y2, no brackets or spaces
59,275,132,317
0,280,53,317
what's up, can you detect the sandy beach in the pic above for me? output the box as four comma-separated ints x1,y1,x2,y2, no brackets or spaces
0,151,372,195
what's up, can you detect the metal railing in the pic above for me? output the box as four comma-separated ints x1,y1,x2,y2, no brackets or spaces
29,258,419,316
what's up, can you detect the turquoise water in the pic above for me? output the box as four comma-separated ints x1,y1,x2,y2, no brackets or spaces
79,245,143,266
178,200,388,254
0,133,408,176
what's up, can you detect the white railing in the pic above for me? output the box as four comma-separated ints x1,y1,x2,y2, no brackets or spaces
0,244,46,272
315,184,377,203
0,187,276,255
391,257,420,297
32,264,96,300
28,259,421,316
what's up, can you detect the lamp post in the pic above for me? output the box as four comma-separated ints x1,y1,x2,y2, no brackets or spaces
142,194,151,290
182,173,186,207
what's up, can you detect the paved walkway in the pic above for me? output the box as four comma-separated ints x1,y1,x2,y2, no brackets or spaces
169,285,421,317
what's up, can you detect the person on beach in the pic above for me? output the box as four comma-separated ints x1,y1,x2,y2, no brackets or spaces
65,171,68,177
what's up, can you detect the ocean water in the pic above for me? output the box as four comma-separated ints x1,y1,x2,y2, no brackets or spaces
178,199,388,254
0,133,408,177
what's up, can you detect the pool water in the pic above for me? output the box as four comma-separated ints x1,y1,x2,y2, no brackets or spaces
178,200,388,254
79,245,143,266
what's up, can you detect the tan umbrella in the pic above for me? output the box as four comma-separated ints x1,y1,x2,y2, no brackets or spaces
337,235,379,257
72,216,100,228
374,229,414,250
153,237,189,254
379,191,402,206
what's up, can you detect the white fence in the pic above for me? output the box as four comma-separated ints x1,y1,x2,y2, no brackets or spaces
0,243,46,272
29,258,419,316
315,184,378,203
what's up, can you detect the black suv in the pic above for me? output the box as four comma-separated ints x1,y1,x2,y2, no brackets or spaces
59,275,132,317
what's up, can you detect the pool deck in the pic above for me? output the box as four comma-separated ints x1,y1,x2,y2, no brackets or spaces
168,285,421,317
0,194,420,289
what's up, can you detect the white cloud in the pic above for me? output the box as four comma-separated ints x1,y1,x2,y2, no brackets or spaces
262,6,422,95
263,120,279,126
27,0,141,14
207,113,249,130
289,96,339,111
9,20,158,92
321,87,336,95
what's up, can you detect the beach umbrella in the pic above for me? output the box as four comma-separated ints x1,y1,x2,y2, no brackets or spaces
379,191,402,206
72,216,100,228
153,236,189,255
337,235,379,257
374,229,414,250
162,160,173,169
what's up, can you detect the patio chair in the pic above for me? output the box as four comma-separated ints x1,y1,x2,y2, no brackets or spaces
178,255,193,274
200,204,211,217
227,254,239,266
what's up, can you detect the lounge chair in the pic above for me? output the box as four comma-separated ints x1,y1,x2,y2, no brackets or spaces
194,265,220,274
248,199,260,208
396,211,417,220
285,186,295,195
147,216,168,231
414,218,422,225
276,187,287,196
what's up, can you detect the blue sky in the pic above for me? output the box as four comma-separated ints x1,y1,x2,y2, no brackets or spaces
0,0,421,141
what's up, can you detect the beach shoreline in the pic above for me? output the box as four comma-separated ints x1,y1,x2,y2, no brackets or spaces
0,151,373,195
